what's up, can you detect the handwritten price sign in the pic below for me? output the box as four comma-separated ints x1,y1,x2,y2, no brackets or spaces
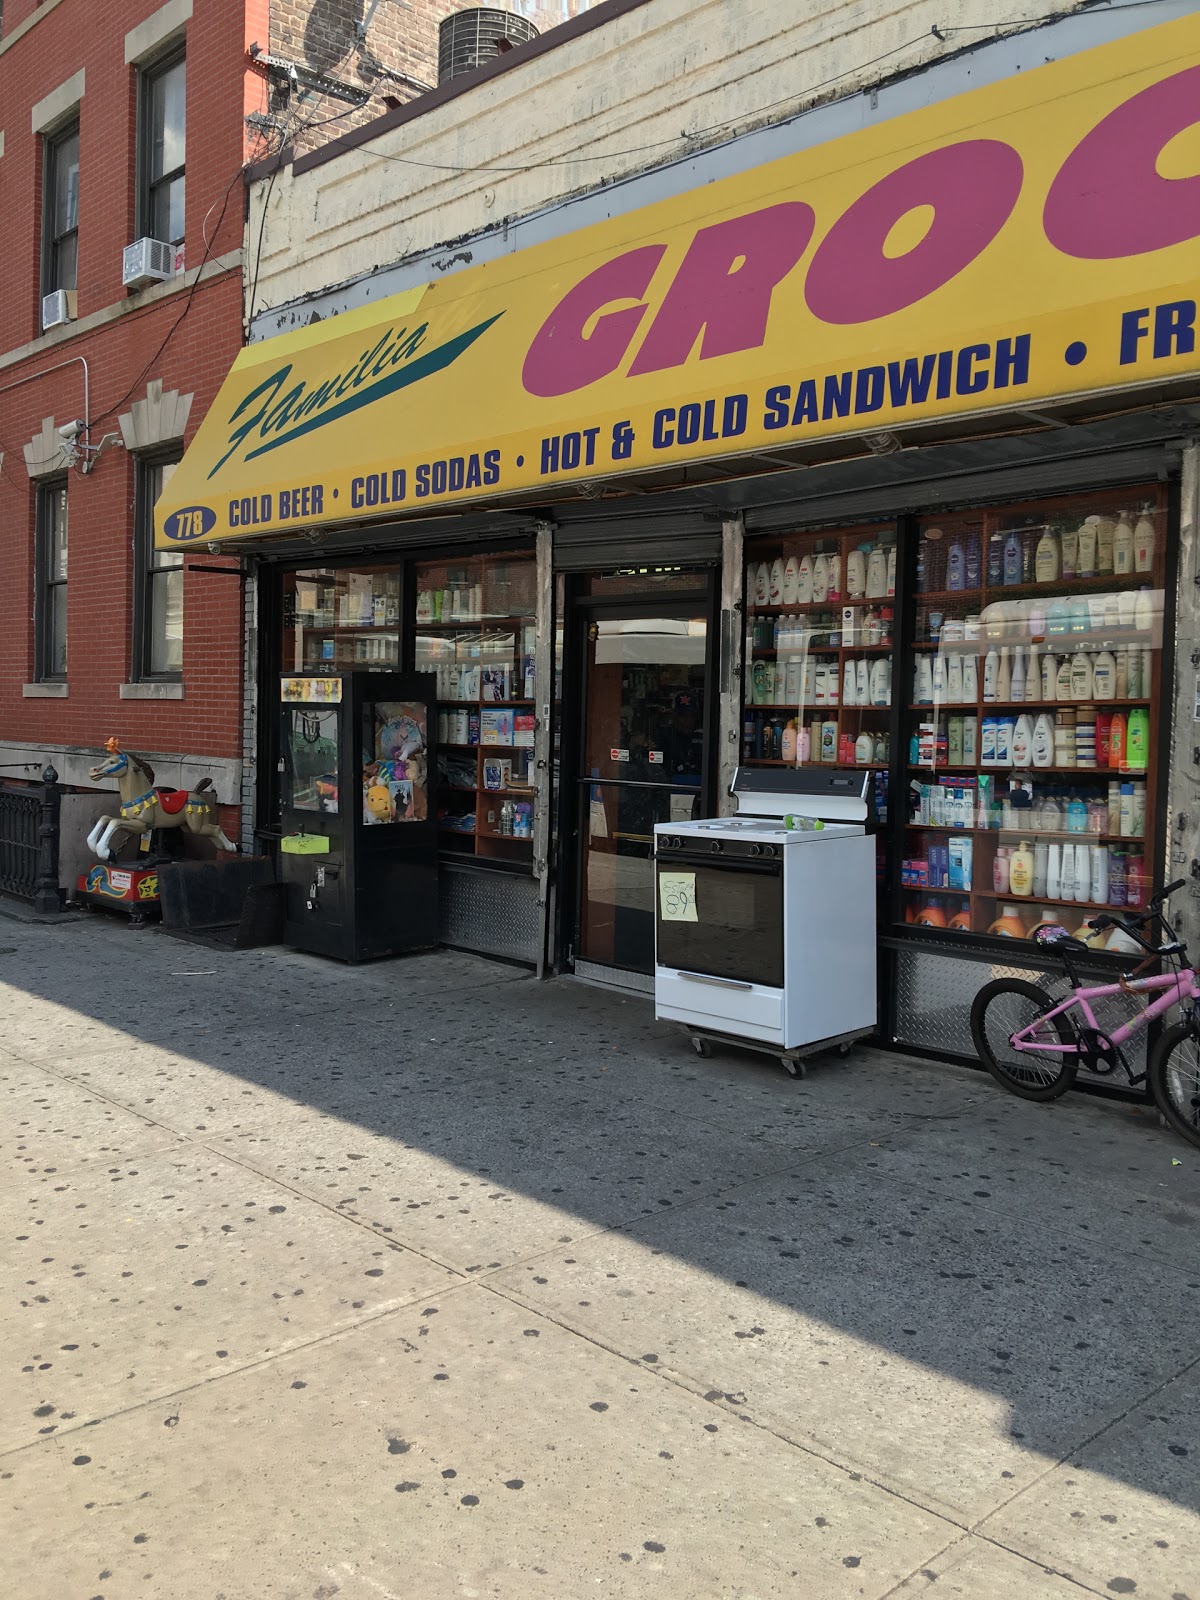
659,871,698,923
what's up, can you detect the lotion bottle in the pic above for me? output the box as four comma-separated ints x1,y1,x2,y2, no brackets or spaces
812,551,829,602
1035,527,1060,582
997,645,1012,700
1096,514,1115,576
962,653,979,701
1032,712,1055,767
1041,652,1057,701
1060,522,1078,578
1012,713,1034,767
1070,650,1093,701
1113,511,1134,575
983,647,1000,701
769,557,785,604
1078,517,1098,578
1134,506,1156,573
796,554,813,604
846,547,866,598
856,658,870,705
1011,645,1027,702
782,555,800,604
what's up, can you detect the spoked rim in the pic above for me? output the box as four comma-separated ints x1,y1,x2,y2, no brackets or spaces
975,981,1075,1097
1158,1028,1200,1147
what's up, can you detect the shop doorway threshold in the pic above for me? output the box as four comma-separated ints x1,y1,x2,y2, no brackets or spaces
570,959,654,997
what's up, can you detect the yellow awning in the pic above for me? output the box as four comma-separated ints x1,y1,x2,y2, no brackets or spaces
157,12,1200,549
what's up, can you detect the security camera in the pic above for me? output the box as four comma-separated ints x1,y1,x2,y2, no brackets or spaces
57,419,85,441
208,541,222,554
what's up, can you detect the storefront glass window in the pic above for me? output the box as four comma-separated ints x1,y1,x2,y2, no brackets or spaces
282,565,401,672
903,486,1167,944
414,551,537,866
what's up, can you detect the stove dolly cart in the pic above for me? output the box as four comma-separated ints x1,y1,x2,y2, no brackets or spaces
653,769,877,1076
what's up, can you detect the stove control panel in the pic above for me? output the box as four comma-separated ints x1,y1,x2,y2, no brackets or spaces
656,832,785,861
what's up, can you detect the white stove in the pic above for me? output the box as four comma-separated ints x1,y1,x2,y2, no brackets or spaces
653,768,878,1058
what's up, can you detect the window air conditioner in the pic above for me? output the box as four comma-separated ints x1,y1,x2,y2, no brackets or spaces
122,237,175,289
41,289,77,330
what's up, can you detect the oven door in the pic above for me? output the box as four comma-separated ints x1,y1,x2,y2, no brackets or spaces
655,851,784,988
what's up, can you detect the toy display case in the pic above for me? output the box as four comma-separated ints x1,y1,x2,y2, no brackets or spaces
278,670,438,960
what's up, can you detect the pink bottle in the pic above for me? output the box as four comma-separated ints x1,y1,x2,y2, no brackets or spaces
993,848,1011,894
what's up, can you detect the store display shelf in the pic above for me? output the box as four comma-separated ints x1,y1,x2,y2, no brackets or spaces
746,597,880,614
440,784,479,794
904,823,1140,844
910,763,1146,778
743,758,889,770
439,697,535,708
906,886,1146,915
971,571,1153,600
914,587,983,605
296,621,399,633
748,646,841,658
416,615,527,630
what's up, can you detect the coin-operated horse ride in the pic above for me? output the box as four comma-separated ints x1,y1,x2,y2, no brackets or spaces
77,738,237,921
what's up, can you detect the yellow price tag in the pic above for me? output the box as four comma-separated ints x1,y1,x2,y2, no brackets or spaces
659,871,698,922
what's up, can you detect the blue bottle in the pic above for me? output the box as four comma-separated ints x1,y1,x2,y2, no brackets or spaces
1003,528,1022,586
965,533,981,588
946,538,965,591
987,532,1003,586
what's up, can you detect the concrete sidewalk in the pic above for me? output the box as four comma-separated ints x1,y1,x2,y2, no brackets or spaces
2,913,1197,1599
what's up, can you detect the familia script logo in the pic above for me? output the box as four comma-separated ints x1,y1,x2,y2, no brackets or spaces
208,313,502,478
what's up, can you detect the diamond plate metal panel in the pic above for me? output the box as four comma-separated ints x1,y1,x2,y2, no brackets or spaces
438,863,539,964
894,947,1149,1086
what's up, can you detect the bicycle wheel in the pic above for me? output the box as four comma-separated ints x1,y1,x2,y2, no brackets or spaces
970,978,1078,1101
1149,1022,1200,1151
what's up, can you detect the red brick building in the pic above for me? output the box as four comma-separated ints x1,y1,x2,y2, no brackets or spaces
0,0,589,893
0,0,274,882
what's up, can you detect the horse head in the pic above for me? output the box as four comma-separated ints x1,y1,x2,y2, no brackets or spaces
89,740,154,790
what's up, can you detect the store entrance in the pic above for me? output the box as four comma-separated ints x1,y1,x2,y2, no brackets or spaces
569,572,716,984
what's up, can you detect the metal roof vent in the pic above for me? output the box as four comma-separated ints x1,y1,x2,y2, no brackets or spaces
438,8,539,83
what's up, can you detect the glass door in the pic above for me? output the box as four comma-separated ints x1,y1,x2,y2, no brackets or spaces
574,598,714,976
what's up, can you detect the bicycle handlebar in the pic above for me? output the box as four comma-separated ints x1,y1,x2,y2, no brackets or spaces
1086,882,1189,958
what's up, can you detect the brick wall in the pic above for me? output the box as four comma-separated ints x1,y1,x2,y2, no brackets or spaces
0,0,260,799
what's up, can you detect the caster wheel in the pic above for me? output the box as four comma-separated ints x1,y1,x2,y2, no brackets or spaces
781,1056,801,1077
691,1036,710,1058
837,1041,852,1057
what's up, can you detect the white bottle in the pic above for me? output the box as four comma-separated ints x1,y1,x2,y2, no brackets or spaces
801,657,815,704
1026,642,1040,703
1134,589,1154,635
983,647,1000,702
1056,656,1073,699
843,659,857,706
995,717,1012,764
1134,507,1156,573
1046,842,1062,899
886,544,897,597
932,653,948,699
827,553,841,601
865,546,886,599
1012,713,1033,767
1077,518,1097,578
1032,712,1055,767
1035,527,1060,582
962,654,978,701
846,549,866,599
796,555,813,604
916,656,934,704
856,657,870,705
1113,511,1134,575
769,558,785,604
870,657,891,707
1060,524,1078,579
1096,515,1115,576
1119,784,1135,837
1033,840,1049,896
947,653,964,702
1070,650,1093,701
1141,647,1153,697
785,658,802,702
755,562,771,605
997,646,1012,700
782,556,800,604
962,715,978,763
1059,841,1076,901
1041,652,1057,701
1010,645,1026,703
826,664,838,705
1090,844,1109,905
812,552,829,602
1092,649,1115,699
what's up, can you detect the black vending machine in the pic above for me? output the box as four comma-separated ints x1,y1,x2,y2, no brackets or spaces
278,671,438,961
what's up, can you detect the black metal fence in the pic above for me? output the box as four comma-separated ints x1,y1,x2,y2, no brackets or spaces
0,766,62,911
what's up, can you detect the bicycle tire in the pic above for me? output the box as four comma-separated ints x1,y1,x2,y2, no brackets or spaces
970,978,1078,1101
1148,1021,1200,1151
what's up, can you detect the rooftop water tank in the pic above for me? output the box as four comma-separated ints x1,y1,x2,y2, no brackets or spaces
438,7,539,83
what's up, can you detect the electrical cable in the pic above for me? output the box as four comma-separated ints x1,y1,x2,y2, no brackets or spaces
323,2,1154,179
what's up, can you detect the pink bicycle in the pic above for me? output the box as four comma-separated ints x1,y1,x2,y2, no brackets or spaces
970,879,1200,1150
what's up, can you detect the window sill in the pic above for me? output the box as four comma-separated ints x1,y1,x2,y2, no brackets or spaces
120,681,184,700
22,682,68,697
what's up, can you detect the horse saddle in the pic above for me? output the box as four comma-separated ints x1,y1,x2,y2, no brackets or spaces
155,787,192,815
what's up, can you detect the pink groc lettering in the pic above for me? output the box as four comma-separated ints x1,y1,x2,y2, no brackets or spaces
805,141,1024,325
627,202,815,377
1043,64,1200,258
521,245,666,398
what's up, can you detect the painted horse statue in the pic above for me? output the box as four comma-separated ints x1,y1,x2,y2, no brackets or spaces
86,738,237,861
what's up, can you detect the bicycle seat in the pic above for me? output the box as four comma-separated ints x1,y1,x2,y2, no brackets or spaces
1034,930,1089,954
